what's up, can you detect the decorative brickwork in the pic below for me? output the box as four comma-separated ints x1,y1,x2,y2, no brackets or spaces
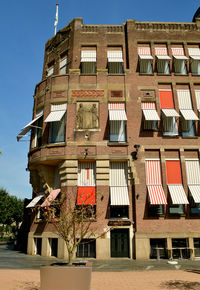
72,90,104,98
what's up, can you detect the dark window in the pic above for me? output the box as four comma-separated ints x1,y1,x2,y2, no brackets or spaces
194,238,200,257
181,119,196,137
34,238,42,255
108,62,124,74
169,204,185,215
110,206,129,219
49,114,66,144
171,238,189,259
150,238,167,259
76,239,96,258
49,238,58,257
34,116,43,147
148,205,164,217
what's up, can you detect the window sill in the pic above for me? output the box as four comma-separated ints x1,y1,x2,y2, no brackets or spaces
80,73,97,76
157,73,171,76
108,73,125,76
162,134,179,138
46,143,66,147
139,73,153,76
107,142,129,146
174,73,188,76
182,136,198,139
74,128,101,132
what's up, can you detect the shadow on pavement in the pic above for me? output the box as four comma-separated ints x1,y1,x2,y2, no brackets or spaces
160,280,200,290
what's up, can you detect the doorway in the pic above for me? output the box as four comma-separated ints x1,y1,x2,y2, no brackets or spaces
111,229,129,258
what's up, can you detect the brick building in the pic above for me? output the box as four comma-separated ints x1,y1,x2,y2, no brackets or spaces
18,10,200,260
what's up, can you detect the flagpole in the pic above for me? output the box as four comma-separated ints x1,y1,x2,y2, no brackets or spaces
54,3,59,35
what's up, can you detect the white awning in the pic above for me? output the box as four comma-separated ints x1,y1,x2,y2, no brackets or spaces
139,55,153,60
107,51,123,62
110,186,130,206
109,110,127,121
180,109,199,120
44,104,67,122
143,109,160,121
156,55,171,60
162,109,179,117
81,50,96,62
26,194,44,208
17,110,43,141
168,185,189,204
173,55,188,60
190,55,200,60
188,185,200,203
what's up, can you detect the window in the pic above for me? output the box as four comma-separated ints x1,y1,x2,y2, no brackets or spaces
77,162,96,206
47,64,54,77
110,206,129,219
59,54,68,74
107,50,124,74
76,239,96,258
195,90,200,118
177,90,198,136
17,110,43,142
171,48,188,75
185,159,200,215
141,102,159,131
188,48,200,75
34,238,42,255
165,160,189,214
145,159,167,216
155,47,170,75
194,238,200,257
109,162,129,213
44,104,67,144
150,239,167,259
138,47,153,74
34,112,43,148
108,103,127,142
49,238,58,257
171,238,190,259
159,90,179,136
80,49,96,74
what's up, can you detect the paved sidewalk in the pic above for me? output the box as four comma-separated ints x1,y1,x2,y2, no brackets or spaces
0,269,200,290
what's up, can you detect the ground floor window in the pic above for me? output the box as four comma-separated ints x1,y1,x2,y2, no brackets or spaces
49,238,58,257
150,238,167,259
171,238,190,259
76,239,96,258
110,228,129,258
194,238,200,258
34,237,42,255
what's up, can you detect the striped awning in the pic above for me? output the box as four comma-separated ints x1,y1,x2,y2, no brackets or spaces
173,55,188,60
168,185,189,204
171,48,185,56
44,104,67,122
180,109,199,120
155,47,168,55
162,109,179,117
188,48,200,58
107,50,123,62
81,50,96,62
142,102,160,121
188,185,200,203
41,189,61,207
147,185,167,205
177,90,192,110
138,47,151,55
26,194,44,208
145,160,167,205
17,110,43,141
139,55,153,60
195,90,200,111
110,186,130,206
156,55,171,60
108,103,127,121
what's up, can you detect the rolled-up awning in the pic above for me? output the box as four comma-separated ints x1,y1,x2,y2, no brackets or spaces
41,189,61,207
17,110,43,141
44,104,67,122
110,186,129,206
162,109,179,117
180,109,199,120
26,194,44,208
168,185,189,204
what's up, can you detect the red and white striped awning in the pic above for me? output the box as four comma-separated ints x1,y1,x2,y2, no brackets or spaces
168,185,189,204
155,47,170,59
41,189,61,207
110,186,130,206
147,185,167,205
145,160,167,205
108,103,127,121
171,48,184,56
138,47,153,60
141,103,160,121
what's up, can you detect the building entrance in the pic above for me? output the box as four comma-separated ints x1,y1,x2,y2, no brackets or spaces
111,229,129,257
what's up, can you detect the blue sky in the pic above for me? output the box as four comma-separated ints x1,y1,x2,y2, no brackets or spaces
0,0,199,199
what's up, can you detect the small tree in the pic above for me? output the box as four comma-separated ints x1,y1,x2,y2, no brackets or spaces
40,190,106,266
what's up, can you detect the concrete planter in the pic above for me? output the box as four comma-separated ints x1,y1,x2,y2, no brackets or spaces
40,262,92,290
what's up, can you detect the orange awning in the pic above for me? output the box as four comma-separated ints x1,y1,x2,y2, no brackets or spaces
77,187,96,205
